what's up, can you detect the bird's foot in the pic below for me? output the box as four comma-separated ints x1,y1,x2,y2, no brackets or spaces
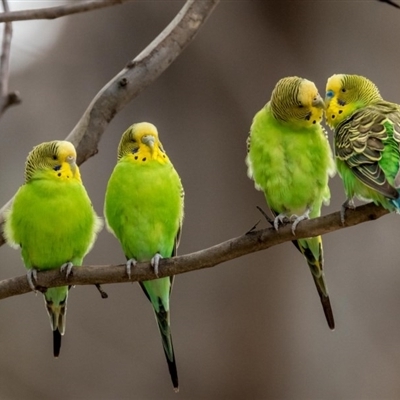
273,213,289,231
340,198,355,225
126,258,137,280
151,253,163,277
290,209,310,235
27,269,38,292
60,262,74,279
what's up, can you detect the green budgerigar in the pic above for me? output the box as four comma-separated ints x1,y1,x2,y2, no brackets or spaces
104,122,184,391
246,76,336,329
325,74,400,219
4,140,102,357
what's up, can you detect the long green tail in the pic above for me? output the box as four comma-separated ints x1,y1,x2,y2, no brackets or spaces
293,236,335,330
139,281,179,391
44,287,68,357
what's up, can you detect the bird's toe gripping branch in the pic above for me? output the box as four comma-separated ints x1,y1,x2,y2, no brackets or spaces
60,262,74,279
126,258,137,280
26,269,38,292
340,198,355,225
273,213,289,231
151,253,163,277
290,208,310,235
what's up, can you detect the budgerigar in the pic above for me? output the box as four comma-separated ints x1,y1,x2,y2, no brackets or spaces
246,76,336,329
4,141,102,357
104,122,184,391
325,74,400,220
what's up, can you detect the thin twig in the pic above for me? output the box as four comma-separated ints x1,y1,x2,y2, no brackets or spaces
0,0,21,115
0,0,129,23
0,0,220,246
0,203,390,301
0,0,10,95
377,0,400,9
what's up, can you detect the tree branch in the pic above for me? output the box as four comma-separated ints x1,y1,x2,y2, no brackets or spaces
0,203,389,301
66,0,219,163
0,0,130,23
0,0,220,246
0,0,21,116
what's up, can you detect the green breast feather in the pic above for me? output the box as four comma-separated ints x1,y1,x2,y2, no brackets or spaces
247,105,333,217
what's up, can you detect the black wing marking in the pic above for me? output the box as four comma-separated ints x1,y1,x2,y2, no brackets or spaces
335,102,400,199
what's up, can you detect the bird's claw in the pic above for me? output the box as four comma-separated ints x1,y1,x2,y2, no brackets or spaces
27,269,38,292
273,213,289,230
60,262,74,279
126,258,137,280
340,198,355,225
291,209,310,235
151,253,163,277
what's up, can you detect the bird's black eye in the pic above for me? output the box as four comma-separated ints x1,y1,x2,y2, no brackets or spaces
341,88,346,93
131,139,137,143
53,165,61,171
298,104,304,108
52,155,57,160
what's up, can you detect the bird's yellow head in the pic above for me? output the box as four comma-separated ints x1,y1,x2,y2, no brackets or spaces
25,140,81,183
270,76,325,128
325,74,382,128
117,122,170,164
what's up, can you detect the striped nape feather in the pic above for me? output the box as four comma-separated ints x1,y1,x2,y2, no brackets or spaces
327,74,383,108
25,141,62,183
340,74,382,104
24,141,77,183
270,76,303,121
269,76,322,124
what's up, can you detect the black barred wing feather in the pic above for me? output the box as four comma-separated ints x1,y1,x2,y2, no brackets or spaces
335,102,400,199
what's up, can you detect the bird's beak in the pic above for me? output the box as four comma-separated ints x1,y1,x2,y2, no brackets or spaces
312,94,325,109
141,135,155,148
66,154,77,175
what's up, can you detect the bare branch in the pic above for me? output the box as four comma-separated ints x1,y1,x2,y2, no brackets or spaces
0,0,130,23
0,0,220,246
0,203,389,301
0,0,21,115
66,0,220,163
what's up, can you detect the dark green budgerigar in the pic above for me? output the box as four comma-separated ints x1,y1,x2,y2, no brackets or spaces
325,74,400,219
246,77,336,329
104,122,184,391
4,141,102,357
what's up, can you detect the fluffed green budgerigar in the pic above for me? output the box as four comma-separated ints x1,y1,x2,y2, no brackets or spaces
104,122,184,392
4,141,102,357
325,74,400,219
246,76,336,330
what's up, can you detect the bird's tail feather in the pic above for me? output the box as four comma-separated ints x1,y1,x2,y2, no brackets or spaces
53,329,62,357
44,288,68,357
293,236,335,330
154,303,179,391
139,281,179,391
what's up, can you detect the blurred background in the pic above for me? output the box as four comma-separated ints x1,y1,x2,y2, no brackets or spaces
1,1,400,399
